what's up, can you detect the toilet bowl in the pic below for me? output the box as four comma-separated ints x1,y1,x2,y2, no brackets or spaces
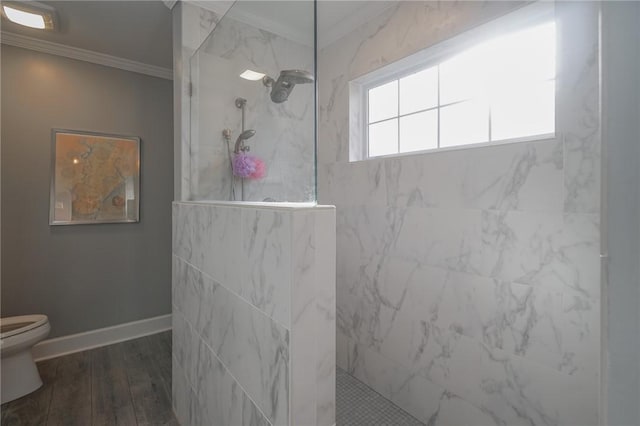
1,315,50,404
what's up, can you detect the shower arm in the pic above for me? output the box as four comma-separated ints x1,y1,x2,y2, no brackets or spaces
235,97,247,130
262,75,275,87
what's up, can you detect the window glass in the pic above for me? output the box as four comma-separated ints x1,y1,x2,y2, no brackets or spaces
485,22,556,94
399,67,438,114
440,100,489,147
491,80,555,141
368,81,398,123
369,119,398,157
400,110,438,153
439,48,486,105
362,17,556,159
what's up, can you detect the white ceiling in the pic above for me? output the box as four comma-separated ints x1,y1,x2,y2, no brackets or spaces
1,1,173,68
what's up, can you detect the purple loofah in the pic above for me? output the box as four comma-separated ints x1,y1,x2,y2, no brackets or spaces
233,153,266,179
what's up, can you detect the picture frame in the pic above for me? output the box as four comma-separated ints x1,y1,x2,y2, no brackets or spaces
49,129,141,225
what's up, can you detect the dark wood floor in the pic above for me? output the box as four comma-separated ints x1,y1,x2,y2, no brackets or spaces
1,331,177,426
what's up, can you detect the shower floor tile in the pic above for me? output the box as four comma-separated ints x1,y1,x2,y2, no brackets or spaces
336,368,426,426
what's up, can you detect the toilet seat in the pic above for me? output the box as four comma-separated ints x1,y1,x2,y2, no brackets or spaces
0,315,49,339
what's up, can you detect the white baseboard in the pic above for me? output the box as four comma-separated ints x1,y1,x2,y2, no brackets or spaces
32,314,172,362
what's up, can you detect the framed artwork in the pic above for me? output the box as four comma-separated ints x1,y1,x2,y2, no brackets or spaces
49,129,140,225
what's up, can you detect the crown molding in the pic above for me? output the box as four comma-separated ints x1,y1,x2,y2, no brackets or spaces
0,31,173,80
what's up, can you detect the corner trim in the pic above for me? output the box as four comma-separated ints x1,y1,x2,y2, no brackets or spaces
0,31,173,80
163,0,178,10
31,314,172,361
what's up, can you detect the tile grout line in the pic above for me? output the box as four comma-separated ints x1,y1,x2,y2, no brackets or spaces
90,351,93,425
151,331,172,401
87,351,93,425
336,368,425,426
175,254,292,332
122,341,142,426
43,358,59,425
177,309,275,426
143,334,172,404
288,210,295,426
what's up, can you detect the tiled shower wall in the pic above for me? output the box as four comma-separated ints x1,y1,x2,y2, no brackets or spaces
176,1,315,202
318,2,601,425
189,13,315,202
172,202,336,426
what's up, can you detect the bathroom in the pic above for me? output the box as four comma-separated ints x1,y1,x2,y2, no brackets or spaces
1,1,639,425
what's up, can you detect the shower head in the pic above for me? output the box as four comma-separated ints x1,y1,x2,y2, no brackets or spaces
238,129,255,141
263,69,314,103
234,129,255,153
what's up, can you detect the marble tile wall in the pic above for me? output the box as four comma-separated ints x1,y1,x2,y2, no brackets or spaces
172,202,336,426
188,4,315,202
318,2,601,425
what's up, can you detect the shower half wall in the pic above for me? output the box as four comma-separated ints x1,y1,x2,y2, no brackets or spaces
171,1,336,426
172,202,335,426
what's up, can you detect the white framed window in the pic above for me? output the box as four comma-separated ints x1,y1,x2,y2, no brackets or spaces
351,3,556,160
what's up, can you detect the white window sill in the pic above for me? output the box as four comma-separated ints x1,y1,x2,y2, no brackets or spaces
351,133,557,163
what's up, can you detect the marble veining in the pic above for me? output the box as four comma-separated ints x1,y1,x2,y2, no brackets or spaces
189,11,314,202
319,1,601,425
173,309,271,426
556,2,601,215
314,210,337,426
241,208,292,327
173,202,336,426
173,255,289,425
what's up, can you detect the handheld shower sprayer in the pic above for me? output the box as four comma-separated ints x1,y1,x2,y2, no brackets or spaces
262,69,314,103
234,129,255,153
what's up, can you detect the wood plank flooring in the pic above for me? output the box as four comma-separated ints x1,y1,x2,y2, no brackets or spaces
1,331,177,426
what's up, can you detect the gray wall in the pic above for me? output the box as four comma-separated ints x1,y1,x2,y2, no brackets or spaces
602,2,640,425
1,45,173,338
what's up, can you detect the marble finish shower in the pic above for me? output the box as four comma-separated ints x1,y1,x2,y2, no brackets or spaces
172,1,336,426
188,1,315,203
171,0,608,425
318,1,601,425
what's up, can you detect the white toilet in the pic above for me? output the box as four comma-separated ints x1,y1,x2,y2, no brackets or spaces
0,315,50,404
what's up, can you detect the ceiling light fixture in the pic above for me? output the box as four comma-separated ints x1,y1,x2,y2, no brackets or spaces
1,1,56,30
240,69,266,81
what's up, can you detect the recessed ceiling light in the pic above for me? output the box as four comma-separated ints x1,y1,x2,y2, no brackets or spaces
1,2,56,30
240,69,266,81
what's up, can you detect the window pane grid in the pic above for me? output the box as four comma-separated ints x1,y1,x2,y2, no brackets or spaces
366,21,556,157
488,103,493,143
369,97,476,126
436,64,441,149
397,75,400,153
368,80,555,152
